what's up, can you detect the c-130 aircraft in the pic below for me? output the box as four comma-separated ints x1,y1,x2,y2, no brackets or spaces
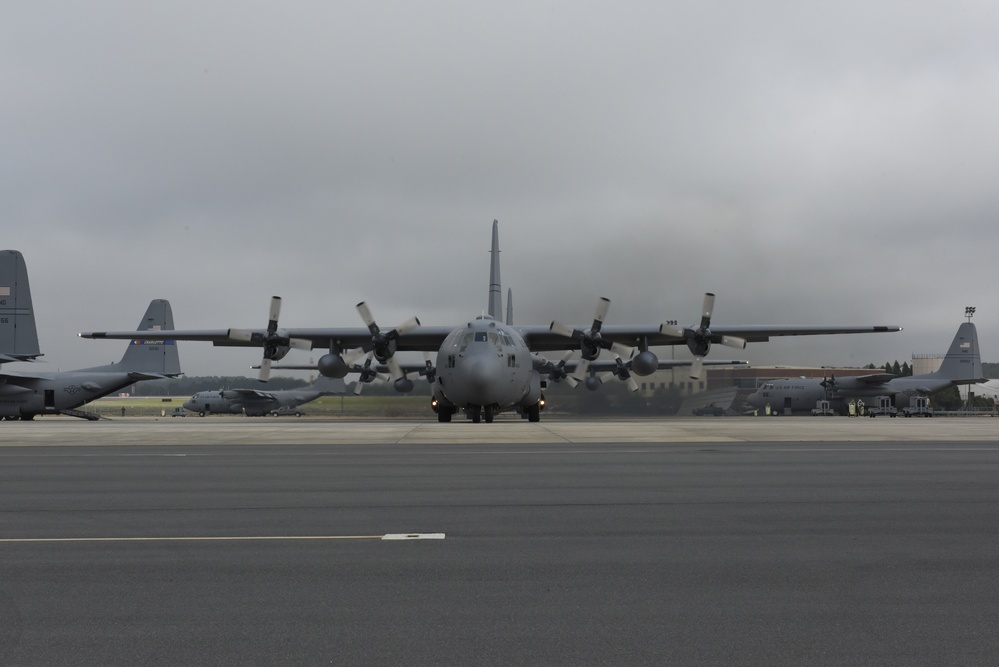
81,222,900,423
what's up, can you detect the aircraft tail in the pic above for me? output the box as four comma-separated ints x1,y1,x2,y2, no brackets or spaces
924,321,983,383
84,299,182,376
0,250,42,363
487,220,502,320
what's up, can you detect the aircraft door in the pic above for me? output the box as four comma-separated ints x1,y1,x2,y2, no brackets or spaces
45,390,56,410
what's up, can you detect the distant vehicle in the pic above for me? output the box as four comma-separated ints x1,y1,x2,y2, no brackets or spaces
746,318,984,415
1,250,182,421
170,407,186,417
693,404,726,416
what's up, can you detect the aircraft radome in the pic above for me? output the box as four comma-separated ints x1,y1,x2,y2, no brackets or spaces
79,222,900,423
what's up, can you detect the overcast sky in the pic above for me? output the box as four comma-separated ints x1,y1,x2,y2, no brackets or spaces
4,1,997,377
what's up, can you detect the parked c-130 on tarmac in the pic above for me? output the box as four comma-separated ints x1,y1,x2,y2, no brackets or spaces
1,250,182,420
80,222,901,423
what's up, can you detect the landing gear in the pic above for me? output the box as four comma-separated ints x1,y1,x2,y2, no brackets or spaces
483,405,494,423
437,409,452,423
526,403,541,422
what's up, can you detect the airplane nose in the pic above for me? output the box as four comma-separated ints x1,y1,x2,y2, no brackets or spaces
466,356,501,390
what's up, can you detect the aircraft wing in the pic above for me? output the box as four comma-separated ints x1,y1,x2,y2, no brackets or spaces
223,388,279,400
80,327,456,352
831,373,898,389
518,324,901,352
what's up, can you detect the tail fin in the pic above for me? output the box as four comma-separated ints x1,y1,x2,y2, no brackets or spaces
84,300,182,376
0,250,41,363
487,220,502,320
925,322,983,383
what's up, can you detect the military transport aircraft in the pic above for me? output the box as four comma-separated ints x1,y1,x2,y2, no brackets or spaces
746,318,984,414
184,375,345,416
80,221,900,423
1,250,182,420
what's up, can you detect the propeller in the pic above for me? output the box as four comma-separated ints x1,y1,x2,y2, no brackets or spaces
660,293,746,380
348,301,420,381
543,351,579,389
352,353,390,394
597,355,640,392
550,297,636,361
229,296,312,382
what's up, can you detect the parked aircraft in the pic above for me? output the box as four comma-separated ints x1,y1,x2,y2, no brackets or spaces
184,376,346,416
2,300,182,420
80,221,900,423
745,319,984,414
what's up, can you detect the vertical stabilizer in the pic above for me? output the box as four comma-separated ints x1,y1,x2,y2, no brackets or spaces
487,220,503,320
506,288,513,326
85,299,181,375
0,250,41,362
927,322,983,383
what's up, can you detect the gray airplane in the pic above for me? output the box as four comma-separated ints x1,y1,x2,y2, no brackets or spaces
746,319,984,414
183,376,346,416
80,221,900,423
2,249,182,420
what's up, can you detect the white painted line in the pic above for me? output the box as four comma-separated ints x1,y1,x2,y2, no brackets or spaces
0,533,445,543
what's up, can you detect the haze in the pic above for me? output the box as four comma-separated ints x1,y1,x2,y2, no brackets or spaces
4,2,996,376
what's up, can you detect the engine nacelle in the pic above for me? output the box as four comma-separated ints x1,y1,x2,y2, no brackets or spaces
394,377,414,393
263,343,291,361
687,336,710,358
317,353,350,378
631,350,659,377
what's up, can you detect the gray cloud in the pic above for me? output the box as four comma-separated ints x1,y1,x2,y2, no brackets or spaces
3,1,996,376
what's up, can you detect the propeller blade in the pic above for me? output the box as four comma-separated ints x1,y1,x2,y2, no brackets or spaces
356,301,377,332
593,297,611,328
700,293,715,328
343,347,367,365
719,335,747,349
289,337,312,351
395,316,421,336
626,377,639,393
386,356,404,382
689,357,704,380
569,358,591,383
228,328,254,342
610,341,636,358
267,296,282,331
258,358,272,382
550,321,576,338
659,324,686,339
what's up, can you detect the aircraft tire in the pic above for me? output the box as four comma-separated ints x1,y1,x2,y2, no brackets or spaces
484,405,494,423
527,403,540,422
438,409,452,423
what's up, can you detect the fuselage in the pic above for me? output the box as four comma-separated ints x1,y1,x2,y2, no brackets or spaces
183,389,320,416
747,377,956,413
433,316,539,415
0,371,138,419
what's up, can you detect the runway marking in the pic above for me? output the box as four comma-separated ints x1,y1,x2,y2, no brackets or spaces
0,533,445,543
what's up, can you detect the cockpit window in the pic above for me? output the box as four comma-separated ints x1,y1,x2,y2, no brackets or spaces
473,332,488,342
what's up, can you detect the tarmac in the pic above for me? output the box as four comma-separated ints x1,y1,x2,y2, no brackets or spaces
3,413,998,445
2,417,998,665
